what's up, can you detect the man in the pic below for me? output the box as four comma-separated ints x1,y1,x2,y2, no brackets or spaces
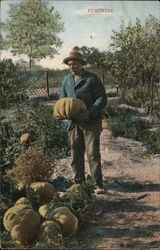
61,51,107,193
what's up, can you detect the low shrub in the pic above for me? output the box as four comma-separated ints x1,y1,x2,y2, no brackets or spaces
13,103,70,160
5,147,54,184
0,59,27,108
119,84,160,112
106,106,160,155
47,179,95,221
0,103,70,172
0,115,24,171
144,128,160,155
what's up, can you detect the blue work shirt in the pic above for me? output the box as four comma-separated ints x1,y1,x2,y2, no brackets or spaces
60,69,107,132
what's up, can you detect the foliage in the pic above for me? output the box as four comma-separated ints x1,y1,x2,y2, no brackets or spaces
1,231,16,249
73,46,107,68
5,147,54,184
0,102,70,210
0,102,70,177
1,180,40,210
54,180,95,221
2,0,64,69
73,46,116,84
119,85,148,108
69,180,95,212
106,106,160,155
35,224,63,250
15,60,46,72
1,102,70,235
144,128,160,155
0,114,24,172
15,59,29,71
118,84,160,114
29,104,70,159
34,241,62,250
0,33,4,50
0,59,27,108
10,103,70,160
110,15,160,112
47,180,95,220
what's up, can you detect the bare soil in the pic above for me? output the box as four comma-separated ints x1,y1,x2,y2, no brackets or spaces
52,128,160,249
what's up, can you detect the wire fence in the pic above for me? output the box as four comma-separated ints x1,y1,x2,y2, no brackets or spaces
20,67,109,99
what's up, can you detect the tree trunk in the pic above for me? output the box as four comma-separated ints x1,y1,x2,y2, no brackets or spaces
150,77,153,115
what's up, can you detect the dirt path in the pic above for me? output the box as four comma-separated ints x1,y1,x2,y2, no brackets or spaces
52,128,160,249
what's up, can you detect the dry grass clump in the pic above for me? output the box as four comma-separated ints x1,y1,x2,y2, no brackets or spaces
5,147,54,184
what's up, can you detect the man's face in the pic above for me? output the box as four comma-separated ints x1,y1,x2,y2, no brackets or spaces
68,60,83,75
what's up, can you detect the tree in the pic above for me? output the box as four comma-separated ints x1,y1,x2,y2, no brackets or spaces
0,59,26,107
2,0,64,70
143,16,160,113
0,34,4,51
110,20,137,101
73,46,107,68
15,59,28,71
110,15,160,112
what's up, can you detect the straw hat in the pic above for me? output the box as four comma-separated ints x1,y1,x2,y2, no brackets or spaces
63,51,87,65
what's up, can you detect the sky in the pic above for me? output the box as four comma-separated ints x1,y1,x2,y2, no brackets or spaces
1,0,160,69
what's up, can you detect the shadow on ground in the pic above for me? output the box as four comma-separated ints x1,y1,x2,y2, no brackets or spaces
80,224,160,239
51,176,160,249
104,176,160,193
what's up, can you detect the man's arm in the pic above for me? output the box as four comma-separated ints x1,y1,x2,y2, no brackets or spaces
89,75,107,118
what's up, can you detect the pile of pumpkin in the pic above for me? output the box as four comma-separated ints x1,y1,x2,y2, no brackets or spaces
3,125,83,247
3,98,95,247
3,181,80,246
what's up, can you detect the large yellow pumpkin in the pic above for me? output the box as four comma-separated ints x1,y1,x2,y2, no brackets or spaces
10,209,41,246
37,220,62,244
30,182,55,204
53,98,87,120
3,204,31,232
48,206,78,237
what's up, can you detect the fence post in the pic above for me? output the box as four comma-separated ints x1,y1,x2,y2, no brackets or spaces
45,71,49,99
116,85,119,96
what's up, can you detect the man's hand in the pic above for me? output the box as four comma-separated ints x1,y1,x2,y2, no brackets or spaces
75,110,89,121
